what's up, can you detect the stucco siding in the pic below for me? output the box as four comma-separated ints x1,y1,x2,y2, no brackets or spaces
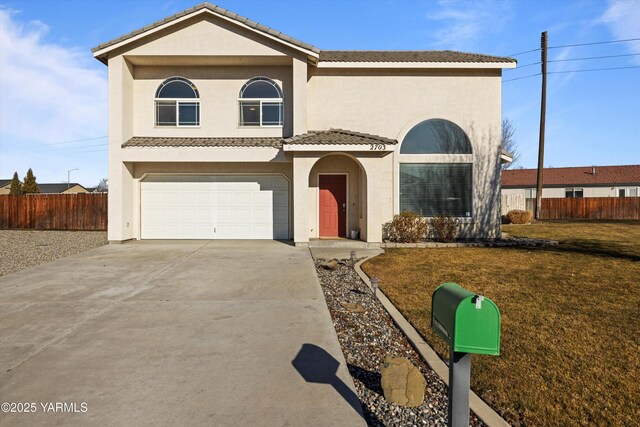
132,65,293,138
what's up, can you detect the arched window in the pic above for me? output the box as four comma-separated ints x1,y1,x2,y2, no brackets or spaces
399,119,472,217
238,77,283,127
155,77,200,127
400,119,472,154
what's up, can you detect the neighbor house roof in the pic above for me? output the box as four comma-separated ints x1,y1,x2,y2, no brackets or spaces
502,165,640,187
92,3,515,68
0,179,12,187
283,129,397,145
38,183,88,193
123,136,283,148
319,50,515,64
92,2,320,62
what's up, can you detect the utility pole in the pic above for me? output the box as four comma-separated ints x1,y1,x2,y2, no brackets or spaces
535,31,547,220
67,168,79,189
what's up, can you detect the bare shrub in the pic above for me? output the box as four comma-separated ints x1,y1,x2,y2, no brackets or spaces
507,210,533,224
430,215,459,242
382,211,428,243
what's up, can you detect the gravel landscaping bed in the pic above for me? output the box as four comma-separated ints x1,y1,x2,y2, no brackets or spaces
315,259,483,427
0,230,108,277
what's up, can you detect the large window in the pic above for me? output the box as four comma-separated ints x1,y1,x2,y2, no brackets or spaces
155,77,200,127
400,119,472,154
400,164,472,217
238,77,283,127
399,119,473,217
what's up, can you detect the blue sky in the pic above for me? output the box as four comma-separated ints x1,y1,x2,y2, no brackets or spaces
0,0,638,187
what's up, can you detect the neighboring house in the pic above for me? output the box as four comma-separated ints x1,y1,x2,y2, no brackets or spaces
0,179,15,195
38,183,90,194
502,165,640,199
92,2,516,244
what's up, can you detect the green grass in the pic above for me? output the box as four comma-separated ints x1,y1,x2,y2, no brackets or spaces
362,221,640,426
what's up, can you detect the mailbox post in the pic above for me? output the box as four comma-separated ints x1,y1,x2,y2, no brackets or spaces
431,283,501,427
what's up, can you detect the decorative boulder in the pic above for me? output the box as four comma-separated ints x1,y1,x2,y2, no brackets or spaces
380,356,426,407
320,259,339,270
340,302,366,313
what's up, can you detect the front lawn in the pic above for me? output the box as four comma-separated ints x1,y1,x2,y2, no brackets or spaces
362,220,640,426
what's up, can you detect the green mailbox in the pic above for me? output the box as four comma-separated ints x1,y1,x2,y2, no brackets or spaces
431,283,501,427
431,282,500,355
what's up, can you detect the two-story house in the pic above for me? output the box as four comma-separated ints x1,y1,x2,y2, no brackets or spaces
92,2,516,244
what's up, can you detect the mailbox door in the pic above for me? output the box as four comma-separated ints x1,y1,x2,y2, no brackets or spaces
454,297,500,355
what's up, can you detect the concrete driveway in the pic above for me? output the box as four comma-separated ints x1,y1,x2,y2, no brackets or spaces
0,240,364,426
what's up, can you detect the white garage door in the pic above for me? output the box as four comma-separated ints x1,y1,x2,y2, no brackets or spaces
140,175,289,240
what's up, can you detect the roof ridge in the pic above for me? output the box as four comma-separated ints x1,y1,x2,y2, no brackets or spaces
92,2,320,59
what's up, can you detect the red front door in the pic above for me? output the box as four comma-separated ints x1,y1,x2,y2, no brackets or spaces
319,175,347,238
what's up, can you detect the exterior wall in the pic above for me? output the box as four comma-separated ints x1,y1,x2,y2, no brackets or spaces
117,15,292,59
61,185,89,194
108,55,135,242
0,185,10,195
132,65,293,138
308,68,503,239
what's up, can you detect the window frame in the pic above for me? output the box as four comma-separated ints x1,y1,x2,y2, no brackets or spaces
399,163,473,218
565,188,584,198
238,77,284,128
154,77,200,128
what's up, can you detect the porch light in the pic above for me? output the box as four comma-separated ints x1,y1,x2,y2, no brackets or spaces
370,277,380,295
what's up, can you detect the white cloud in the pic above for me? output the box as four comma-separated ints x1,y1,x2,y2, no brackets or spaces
601,0,640,64
0,8,107,145
427,0,512,51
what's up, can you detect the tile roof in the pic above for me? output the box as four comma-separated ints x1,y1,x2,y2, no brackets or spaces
91,2,319,58
123,129,396,148
92,3,516,67
502,165,640,187
123,136,283,148
319,50,516,64
283,129,397,145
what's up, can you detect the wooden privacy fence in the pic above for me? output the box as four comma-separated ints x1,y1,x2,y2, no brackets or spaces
0,193,108,230
524,197,640,220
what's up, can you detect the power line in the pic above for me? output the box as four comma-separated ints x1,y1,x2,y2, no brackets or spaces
549,53,640,62
66,143,108,150
549,37,640,49
508,48,540,56
507,37,640,57
502,73,541,83
507,61,541,69
548,65,640,74
48,136,107,145
72,148,108,154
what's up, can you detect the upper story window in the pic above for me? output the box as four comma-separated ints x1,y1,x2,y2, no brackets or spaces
238,77,283,127
155,77,200,127
400,119,472,154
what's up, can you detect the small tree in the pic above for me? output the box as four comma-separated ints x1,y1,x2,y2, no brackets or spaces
501,118,521,169
96,178,108,192
22,168,40,194
9,172,23,195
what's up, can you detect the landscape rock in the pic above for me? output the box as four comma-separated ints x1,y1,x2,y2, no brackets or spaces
380,356,426,407
320,259,339,270
340,302,366,313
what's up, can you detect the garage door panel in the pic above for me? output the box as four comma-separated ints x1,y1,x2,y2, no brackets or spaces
141,175,288,240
